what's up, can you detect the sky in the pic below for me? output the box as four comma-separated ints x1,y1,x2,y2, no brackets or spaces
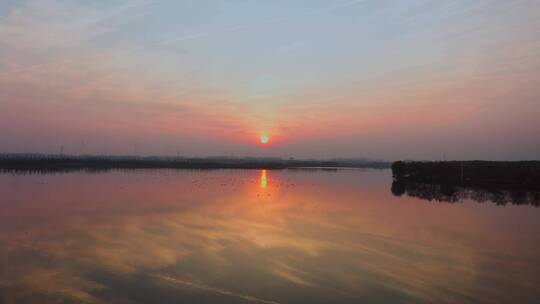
0,0,539,160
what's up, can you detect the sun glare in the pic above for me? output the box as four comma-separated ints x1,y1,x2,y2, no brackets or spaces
260,135,269,144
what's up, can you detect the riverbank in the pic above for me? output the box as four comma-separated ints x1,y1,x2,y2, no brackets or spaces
0,154,390,171
392,161,540,188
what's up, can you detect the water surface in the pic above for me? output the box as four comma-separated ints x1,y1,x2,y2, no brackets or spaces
1,169,539,303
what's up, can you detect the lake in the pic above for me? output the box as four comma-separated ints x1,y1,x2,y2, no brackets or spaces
0,169,539,303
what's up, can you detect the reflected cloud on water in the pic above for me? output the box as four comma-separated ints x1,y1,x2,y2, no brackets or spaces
0,169,540,303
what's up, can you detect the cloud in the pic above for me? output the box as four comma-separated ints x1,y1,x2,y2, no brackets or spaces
0,0,539,158
154,275,282,304
157,0,368,45
0,0,254,154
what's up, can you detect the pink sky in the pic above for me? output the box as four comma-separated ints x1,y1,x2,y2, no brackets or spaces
1,0,539,160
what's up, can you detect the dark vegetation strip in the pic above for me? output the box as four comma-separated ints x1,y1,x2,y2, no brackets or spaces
0,154,390,171
392,161,540,187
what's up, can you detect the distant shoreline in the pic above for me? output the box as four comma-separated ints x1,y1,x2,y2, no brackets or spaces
0,154,391,171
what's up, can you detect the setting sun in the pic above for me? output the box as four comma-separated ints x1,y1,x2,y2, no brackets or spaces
260,135,269,144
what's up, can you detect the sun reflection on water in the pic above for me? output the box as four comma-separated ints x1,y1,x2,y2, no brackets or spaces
260,169,267,189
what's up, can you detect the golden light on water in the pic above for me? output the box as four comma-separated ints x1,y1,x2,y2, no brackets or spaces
260,170,267,189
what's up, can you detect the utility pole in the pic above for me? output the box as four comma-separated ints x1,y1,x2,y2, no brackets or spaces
460,162,464,183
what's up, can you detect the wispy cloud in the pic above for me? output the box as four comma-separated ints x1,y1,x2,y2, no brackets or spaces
0,0,539,158
154,275,282,304
157,0,367,45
